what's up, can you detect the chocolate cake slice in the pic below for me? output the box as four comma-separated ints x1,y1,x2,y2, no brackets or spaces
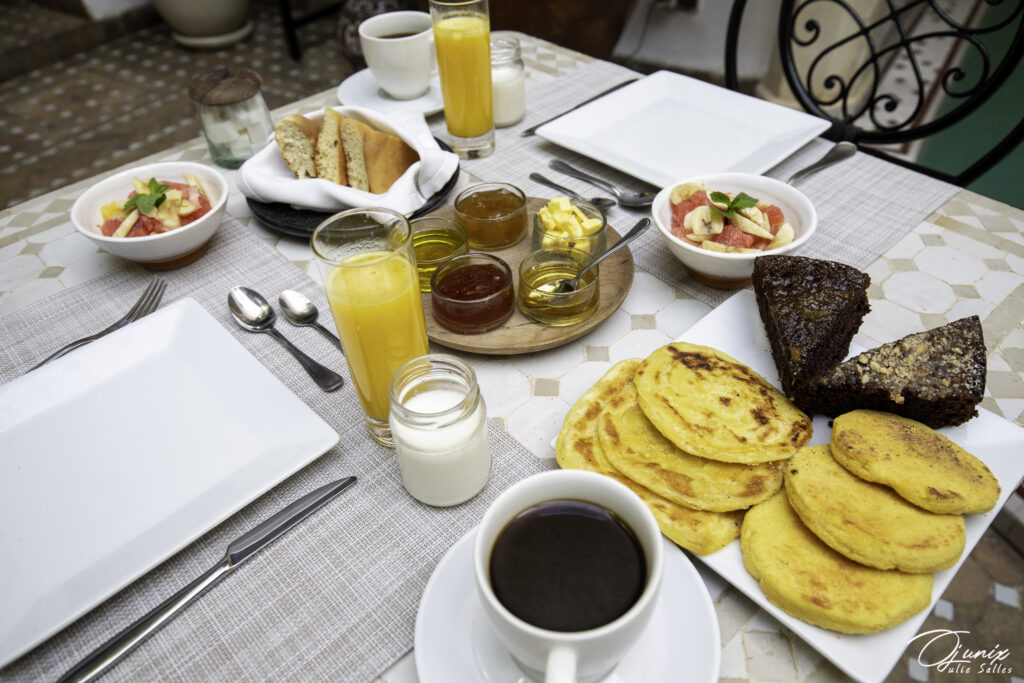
751,255,871,403
802,316,986,428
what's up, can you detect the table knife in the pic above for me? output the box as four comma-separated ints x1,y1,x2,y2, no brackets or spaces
520,78,639,136
59,476,358,683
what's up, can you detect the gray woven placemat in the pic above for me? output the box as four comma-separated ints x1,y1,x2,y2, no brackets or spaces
0,219,549,682
445,62,961,308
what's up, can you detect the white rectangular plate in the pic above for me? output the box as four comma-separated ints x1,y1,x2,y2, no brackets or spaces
0,298,339,666
677,290,1024,683
536,70,830,188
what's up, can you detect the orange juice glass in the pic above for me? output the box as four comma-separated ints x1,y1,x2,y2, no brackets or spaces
312,208,429,447
429,0,495,158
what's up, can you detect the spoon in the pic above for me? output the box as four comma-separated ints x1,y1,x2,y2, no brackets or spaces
528,173,616,210
278,290,344,353
549,159,656,208
550,217,651,293
228,286,345,392
786,141,856,185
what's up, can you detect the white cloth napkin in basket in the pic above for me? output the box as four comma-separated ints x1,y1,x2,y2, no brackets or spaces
236,105,459,216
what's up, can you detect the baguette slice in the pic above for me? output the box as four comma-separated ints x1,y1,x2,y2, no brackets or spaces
273,114,318,179
339,118,371,191
364,129,419,193
315,107,348,185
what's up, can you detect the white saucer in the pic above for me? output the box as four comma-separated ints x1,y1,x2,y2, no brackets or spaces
336,69,444,116
415,529,720,683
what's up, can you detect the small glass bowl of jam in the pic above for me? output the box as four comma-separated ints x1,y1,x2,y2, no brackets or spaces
411,216,469,292
518,246,599,327
431,253,515,334
453,182,527,250
531,199,607,257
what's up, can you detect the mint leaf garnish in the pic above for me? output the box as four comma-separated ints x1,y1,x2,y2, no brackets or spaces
124,178,168,214
710,191,760,219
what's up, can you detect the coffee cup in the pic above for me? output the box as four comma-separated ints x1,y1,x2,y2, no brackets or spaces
358,11,434,100
474,469,664,683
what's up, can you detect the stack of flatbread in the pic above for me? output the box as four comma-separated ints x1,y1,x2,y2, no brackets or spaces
273,106,419,194
555,342,812,556
556,343,1001,634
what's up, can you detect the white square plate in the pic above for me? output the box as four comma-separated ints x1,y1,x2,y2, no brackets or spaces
677,290,1024,683
536,70,830,188
0,298,339,666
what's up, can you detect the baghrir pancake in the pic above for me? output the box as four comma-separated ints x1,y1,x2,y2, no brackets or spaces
555,360,742,555
599,380,784,512
831,410,1000,515
634,342,812,464
785,445,965,573
741,491,933,634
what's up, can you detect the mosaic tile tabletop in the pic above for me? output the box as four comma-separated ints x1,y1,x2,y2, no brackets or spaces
1,33,1022,683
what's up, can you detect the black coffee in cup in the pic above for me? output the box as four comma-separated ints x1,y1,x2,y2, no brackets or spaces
489,500,646,632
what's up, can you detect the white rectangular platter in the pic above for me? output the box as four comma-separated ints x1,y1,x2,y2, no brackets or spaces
678,290,1024,683
536,70,831,188
0,298,339,666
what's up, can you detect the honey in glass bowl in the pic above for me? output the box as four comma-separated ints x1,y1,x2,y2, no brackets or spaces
518,246,599,327
431,253,515,334
454,182,527,250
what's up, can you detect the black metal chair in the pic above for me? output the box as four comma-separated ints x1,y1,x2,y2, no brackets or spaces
724,0,1024,186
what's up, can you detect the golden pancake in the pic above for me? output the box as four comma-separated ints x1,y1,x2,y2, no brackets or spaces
634,342,812,464
599,380,784,512
741,491,934,634
555,360,741,555
785,445,965,573
831,410,1000,514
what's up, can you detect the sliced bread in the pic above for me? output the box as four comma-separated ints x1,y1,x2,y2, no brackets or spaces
315,107,348,185
339,118,371,191
273,114,318,179
363,129,419,193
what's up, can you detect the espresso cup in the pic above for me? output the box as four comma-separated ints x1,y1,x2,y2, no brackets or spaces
358,11,434,100
474,469,663,683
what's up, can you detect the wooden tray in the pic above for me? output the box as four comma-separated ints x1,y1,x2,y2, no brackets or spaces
421,197,634,355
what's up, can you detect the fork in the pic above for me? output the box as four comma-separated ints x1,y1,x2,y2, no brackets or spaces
548,159,656,208
28,278,168,371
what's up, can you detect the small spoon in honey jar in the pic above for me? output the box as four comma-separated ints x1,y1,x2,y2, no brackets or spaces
549,218,651,293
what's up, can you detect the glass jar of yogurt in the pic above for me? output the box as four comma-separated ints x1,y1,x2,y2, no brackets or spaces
188,67,274,168
491,37,525,128
388,354,491,506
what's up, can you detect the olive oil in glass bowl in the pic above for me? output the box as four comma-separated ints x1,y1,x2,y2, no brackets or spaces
411,217,469,292
518,246,599,326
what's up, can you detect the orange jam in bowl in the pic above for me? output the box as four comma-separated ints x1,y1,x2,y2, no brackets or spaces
453,182,527,250
431,253,515,334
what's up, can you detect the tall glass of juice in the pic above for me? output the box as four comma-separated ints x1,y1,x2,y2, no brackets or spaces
429,0,494,159
312,208,429,447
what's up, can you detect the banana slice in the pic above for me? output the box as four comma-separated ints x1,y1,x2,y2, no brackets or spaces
112,209,140,238
683,205,724,236
700,240,735,253
670,182,705,205
731,211,773,239
768,222,794,249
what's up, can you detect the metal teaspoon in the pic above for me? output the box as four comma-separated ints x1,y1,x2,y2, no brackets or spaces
278,290,344,353
228,286,344,392
549,217,651,293
528,173,617,210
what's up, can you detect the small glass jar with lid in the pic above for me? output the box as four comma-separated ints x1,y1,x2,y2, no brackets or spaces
491,36,526,128
188,67,274,168
388,354,491,506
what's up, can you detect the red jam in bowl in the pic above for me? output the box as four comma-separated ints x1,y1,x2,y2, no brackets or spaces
431,254,515,334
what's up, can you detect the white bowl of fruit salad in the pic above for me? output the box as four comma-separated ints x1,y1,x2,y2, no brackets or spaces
652,172,816,289
71,161,229,270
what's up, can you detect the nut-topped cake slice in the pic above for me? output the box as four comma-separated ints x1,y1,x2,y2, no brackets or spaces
803,316,986,428
751,255,871,405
